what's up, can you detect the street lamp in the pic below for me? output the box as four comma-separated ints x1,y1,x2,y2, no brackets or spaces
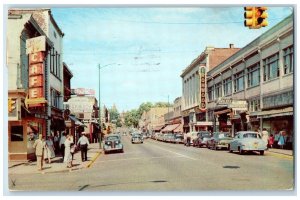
98,63,121,149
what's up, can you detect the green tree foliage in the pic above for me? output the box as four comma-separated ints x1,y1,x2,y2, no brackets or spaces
109,107,122,127
124,109,139,128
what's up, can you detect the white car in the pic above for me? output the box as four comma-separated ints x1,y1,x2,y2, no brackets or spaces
229,131,267,155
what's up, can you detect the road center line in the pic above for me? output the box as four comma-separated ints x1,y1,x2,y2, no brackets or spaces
154,145,197,161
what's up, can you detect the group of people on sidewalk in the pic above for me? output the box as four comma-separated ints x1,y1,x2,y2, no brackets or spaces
259,128,293,150
32,132,90,171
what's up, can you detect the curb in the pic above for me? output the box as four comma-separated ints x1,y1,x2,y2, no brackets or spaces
85,151,102,168
267,150,293,157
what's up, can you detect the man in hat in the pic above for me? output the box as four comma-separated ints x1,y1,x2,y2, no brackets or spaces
77,132,90,162
33,134,46,171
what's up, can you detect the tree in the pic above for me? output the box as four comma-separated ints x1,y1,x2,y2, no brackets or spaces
109,107,122,127
124,109,139,128
137,102,153,118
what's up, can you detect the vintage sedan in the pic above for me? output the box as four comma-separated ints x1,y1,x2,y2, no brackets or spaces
193,131,212,148
131,133,144,144
229,131,267,155
174,134,184,144
207,132,233,150
103,134,124,154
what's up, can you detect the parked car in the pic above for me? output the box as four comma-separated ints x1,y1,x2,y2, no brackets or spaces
103,134,124,154
131,133,144,144
229,131,267,155
184,132,198,146
157,133,164,141
164,133,176,143
207,132,233,150
174,134,184,144
192,131,212,148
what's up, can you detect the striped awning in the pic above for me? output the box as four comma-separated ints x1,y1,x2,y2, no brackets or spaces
161,124,180,133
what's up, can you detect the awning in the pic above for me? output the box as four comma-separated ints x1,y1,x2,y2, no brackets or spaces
256,107,293,118
161,124,180,133
214,108,232,116
152,125,165,131
69,115,85,126
173,124,183,133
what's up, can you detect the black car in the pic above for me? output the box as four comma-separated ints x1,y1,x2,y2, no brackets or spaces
103,134,124,154
131,133,143,144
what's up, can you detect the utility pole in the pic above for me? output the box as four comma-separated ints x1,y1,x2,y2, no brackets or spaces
98,64,102,149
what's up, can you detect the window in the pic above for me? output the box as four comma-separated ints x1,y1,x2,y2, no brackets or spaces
223,77,232,96
248,99,260,112
215,82,222,98
283,46,293,74
234,71,244,92
11,126,24,141
50,48,61,79
263,53,279,81
208,86,215,101
51,88,61,109
247,63,260,87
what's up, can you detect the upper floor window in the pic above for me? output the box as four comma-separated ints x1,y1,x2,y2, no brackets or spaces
208,86,215,101
263,53,279,81
234,71,244,92
215,82,222,98
283,46,293,75
50,47,61,79
248,98,260,112
223,77,232,96
50,88,61,109
247,63,260,87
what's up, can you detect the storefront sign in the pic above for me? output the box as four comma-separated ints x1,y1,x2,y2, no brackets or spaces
199,66,206,111
217,98,247,109
26,36,46,54
27,49,46,108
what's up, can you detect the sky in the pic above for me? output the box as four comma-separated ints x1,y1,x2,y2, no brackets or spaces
50,6,293,112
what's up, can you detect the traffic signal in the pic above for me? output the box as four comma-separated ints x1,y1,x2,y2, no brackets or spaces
244,6,268,29
244,7,255,27
8,98,16,113
255,7,268,27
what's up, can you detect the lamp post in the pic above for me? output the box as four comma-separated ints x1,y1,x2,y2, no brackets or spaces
98,63,120,149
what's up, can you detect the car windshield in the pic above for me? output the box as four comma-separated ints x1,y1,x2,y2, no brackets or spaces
218,133,231,138
199,132,210,137
133,134,142,138
243,133,261,139
175,135,183,139
106,136,120,141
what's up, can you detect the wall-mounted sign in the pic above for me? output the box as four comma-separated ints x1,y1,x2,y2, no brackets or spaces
26,45,46,108
199,66,206,112
73,88,96,96
26,36,46,54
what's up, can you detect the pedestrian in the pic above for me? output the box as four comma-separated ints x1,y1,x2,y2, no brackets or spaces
278,131,286,149
268,134,274,148
274,130,280,148
33,134,46,171
53,132,59,155
59,132,66,162
44,136,55,164
261,128,269,148
64,134,73,168
77,132,90,162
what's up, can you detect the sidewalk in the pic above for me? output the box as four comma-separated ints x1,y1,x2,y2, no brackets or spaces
267,148,293,156
8,143,102,175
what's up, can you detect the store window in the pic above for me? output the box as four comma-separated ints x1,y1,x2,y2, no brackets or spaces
247,63,260,87
11,126,24,141
283,46,293,75
208,86,215,101
223,77,232,96
234,71,244,92
51,88,61,109
263,53,279,81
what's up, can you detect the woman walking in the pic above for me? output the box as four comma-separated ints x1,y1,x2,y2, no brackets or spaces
64,134,73,168
44,136,55,163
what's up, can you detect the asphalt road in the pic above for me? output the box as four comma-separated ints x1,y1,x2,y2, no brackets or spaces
8,135,294,193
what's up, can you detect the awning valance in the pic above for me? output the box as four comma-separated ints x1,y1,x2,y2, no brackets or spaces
161,124,180,133
214,108,232,116
256,107,293,118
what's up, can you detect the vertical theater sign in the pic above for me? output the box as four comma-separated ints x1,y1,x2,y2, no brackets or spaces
199,66,206,112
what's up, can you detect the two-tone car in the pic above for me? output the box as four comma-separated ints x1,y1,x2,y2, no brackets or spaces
207,132,233,150
229,131,267,155
131,133,144,144
192,131,212,148
103,134,124,154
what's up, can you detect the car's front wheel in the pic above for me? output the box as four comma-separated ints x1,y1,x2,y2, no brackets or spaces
238,147,244,155
228,145,233,153
260,150,264,155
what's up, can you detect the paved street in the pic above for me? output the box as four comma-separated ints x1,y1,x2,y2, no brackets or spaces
8,135,294,192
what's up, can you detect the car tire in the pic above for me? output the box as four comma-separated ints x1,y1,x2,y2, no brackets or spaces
228,145,233,153
238,147,244,155
260,150,264,155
